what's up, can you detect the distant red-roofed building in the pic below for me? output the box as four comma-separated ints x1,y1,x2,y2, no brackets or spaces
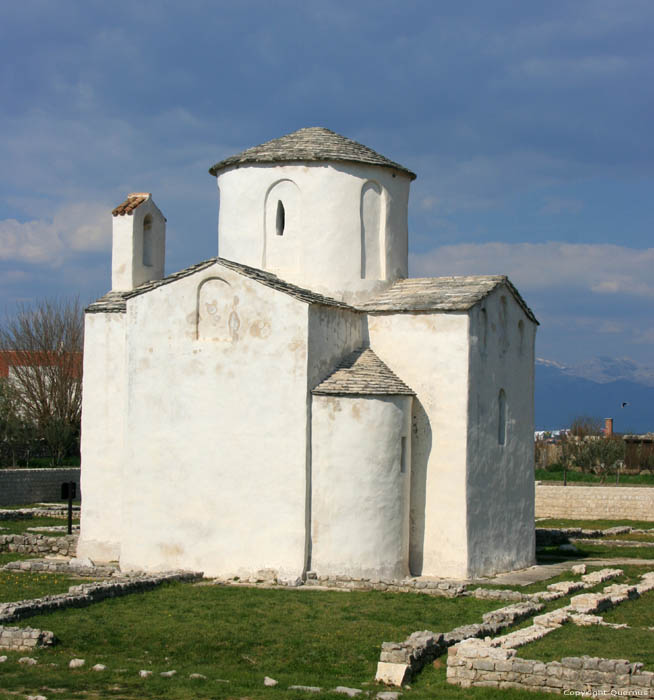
0,350,82,381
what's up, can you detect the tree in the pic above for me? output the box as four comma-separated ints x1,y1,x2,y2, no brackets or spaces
0,298,83,466
589,436,625,484
569,415,603,438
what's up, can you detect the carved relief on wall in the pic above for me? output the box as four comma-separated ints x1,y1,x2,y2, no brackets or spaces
196,277,241,343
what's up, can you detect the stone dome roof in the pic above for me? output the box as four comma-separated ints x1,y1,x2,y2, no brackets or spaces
209,126,416,179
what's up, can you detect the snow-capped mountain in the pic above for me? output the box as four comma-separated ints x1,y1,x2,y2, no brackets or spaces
535,357,654,433
536,356,654,388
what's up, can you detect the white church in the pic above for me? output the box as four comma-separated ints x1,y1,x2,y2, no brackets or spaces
78,127,537,582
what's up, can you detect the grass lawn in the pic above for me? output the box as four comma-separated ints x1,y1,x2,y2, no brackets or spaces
0,569,86,603
0,502,78,510
525,624,654,670
0,515,78,537
1,517,652,699
0,552,32,566
603,588,654,627
606,532,654,542
0,583,524,700
535,468,654,485
536,517,654,530
537,544,654,561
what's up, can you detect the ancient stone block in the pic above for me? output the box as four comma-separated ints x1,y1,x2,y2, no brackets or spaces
375,662,411,686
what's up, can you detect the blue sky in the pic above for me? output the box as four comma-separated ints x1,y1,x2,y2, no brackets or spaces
1,1,652,367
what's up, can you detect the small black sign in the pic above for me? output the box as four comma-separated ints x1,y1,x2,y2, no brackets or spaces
61,481,77,500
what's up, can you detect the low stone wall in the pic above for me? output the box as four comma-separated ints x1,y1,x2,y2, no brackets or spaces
375,601,544,685
304,574,466,597
0,625,55,651
0,571,203,625
0,468,81,506
0,533,78,557
535,484,654,521
447,639,654,695
0,506,81,520
4,558,117,577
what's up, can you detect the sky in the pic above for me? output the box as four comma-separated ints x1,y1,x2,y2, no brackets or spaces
1,0,652,368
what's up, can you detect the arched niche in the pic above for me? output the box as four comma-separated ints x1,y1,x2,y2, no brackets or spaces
360,180,383,279
196,277,240,343
263,179,301,271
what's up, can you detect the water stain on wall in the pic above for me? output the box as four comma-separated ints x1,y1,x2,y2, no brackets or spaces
249,319,272,338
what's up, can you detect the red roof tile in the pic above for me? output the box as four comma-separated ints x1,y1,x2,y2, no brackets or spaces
112,193,150,216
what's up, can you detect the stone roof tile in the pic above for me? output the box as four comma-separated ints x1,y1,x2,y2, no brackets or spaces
86,257,353,313
358,275,538,324
209,127,416,180
312,347,415,396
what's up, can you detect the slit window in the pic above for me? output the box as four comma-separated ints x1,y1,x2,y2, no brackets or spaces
498,389,507,446
142,214,153,266
276,200,285,236
400,436,407,473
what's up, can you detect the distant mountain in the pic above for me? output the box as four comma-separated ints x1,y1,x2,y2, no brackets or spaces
555,356,654,387
535,357,654,433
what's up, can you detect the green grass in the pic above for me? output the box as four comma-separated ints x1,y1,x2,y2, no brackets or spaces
537,517,654,530
0,582,514,700
569,543,654,559
474,564,650,595
504,565,653,635
535,468,654,485
606,532,654,542
525,624,654,670
0,518,652,699
0,570,84,603
0,456,80,469
1,502,79,509
0,515,78,537
537,543,654,561
602,580,654,627
0,552,31,565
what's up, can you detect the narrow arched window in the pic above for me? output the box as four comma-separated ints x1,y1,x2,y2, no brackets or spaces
276,200,285,236
142,214,153,266
498,389,507,446
360,181,382,279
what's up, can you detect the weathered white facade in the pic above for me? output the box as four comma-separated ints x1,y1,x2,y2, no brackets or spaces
79,127,538,580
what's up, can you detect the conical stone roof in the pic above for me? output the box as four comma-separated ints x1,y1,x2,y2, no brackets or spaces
312,348,415,396
209,127,416,179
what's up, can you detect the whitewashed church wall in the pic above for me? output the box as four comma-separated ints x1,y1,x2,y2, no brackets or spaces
366,313,470,579
117,264,311,581
216,163,410,303
311,394,412,579
77,312,127,562
465,288,536,577
307,306,365,388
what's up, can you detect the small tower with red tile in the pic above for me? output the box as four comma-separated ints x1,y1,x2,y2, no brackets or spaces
111,192,166,291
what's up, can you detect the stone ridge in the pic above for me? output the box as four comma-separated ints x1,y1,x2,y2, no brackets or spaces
208,127,417,180
112,193,150,216
86,257,354,314
312,348,415,396
358,275,538,324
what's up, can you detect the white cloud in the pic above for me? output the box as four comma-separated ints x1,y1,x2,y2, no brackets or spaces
0,201,111,265
410,242,654,298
